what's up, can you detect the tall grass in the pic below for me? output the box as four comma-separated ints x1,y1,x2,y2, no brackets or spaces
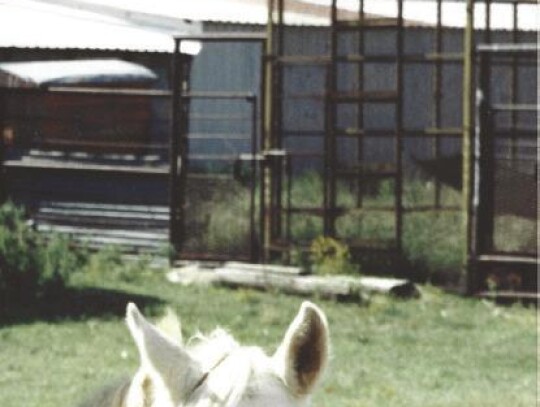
269,173,466,282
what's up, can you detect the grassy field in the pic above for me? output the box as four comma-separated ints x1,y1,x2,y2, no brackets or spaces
0,271,536,407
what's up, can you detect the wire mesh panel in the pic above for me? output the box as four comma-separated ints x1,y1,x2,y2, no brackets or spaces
180,94,261,261
171,34,266,262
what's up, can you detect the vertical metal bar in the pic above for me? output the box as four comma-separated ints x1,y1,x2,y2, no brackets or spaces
510,2,519,164
249,96,258,262
169,38,182,258
485,0,492,44
433,0,443,209
325,0,338,237
395,0,404,254
476,51,495,255
0,89,5,203
177,50,191,258
356,0,365,209
463,0,476,294
285,154,292,262
263,0,275,261
272,0,285,245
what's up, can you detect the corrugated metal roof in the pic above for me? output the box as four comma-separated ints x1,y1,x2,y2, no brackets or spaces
37,0,539,30
0,0,202,54
0,0,535,57
53,0,331,26
0,59,158,87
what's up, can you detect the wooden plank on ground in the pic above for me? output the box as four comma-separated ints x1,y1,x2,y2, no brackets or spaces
223,262,305,276
167,263,420,300
215,268,419,299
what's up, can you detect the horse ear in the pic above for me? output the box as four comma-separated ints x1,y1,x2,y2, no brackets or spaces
274,301,329,397
126,303,201,401
156,307,183,345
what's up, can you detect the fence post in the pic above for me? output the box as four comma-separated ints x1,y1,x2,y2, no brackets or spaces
462,0,476,294
169,39,184,259
0,88,6,204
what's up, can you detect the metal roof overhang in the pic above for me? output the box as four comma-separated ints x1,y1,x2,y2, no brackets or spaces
0,0,202,55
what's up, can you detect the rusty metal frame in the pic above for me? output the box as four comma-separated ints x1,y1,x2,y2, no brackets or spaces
265,0,478,264
265,0,536,292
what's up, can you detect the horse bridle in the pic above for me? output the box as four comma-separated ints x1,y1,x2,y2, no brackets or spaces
186,351,231,400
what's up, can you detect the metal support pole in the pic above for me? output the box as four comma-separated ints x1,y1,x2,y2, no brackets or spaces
248,96,258,262
285,153,292,261
463,0,476,293
263,0,275,261
169,38,183,258
273,0,285,243
356,0,365,209
475,52,495,255
259,10,274,263
324,0,338,237
395,0,404,255
510,2,519,164
0,90,5,203
433,0,443,208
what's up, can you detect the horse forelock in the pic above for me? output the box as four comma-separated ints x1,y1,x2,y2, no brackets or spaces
182,329,291,407
186,328,240,371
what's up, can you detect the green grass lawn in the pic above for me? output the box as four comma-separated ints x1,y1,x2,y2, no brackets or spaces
0,272,537,407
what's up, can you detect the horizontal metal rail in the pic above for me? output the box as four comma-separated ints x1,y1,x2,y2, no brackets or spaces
491,104,538,112
477,43,538,54
182,91,256,100
174,33,266,42
0,86,173,97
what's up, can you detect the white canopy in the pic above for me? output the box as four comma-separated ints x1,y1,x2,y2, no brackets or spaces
0,59,159,87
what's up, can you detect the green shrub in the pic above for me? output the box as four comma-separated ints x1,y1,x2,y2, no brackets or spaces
0,202,85,300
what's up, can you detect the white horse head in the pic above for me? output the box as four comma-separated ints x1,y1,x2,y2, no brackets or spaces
123,301,329,407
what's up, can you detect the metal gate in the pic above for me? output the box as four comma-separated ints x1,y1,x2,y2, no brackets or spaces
468,43,537,300
171,34,267,262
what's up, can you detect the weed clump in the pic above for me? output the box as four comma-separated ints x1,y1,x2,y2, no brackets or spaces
309,236,359,276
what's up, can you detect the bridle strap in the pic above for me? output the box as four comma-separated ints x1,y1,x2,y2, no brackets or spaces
187,352,231,400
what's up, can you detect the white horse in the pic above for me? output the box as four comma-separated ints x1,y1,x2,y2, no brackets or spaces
79,301,329,407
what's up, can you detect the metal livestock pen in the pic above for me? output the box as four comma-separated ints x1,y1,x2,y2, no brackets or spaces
262,0,537,296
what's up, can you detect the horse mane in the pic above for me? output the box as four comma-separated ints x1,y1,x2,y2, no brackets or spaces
185,328,259,405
